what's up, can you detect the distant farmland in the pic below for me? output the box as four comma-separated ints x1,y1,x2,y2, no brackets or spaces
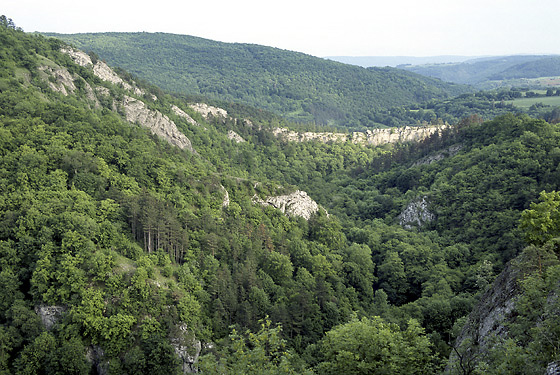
508,96,560,109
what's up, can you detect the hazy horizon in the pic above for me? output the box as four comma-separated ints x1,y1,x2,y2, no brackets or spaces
5,0,560,58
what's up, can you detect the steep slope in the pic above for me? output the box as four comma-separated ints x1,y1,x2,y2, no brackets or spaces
43,32,468,128
447,239,560,374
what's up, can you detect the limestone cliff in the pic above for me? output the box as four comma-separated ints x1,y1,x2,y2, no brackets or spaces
62,47,143,96
412,144,463,166
253,190,320,220
398,196,435,229
227,130,245,143
122,96,195,153
170,323,201,374
447,262,519,374
189,103,228,119
273,125,449,146
172,105,200,127
35,305,66,331
58,47,196,153
38,65,76,96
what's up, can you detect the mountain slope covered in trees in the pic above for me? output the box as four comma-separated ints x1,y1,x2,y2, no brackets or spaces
403,54,560,87
2,17,560,374
43,32,468,128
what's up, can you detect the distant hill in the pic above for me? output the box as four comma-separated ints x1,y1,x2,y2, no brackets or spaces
324,55,477,68
402,55,560,87
488,56,560,80
43,32,468,128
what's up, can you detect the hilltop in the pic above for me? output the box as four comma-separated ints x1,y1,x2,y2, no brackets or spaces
43,32,468,128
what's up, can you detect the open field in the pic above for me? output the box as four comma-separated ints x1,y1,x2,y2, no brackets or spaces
507,96,560,109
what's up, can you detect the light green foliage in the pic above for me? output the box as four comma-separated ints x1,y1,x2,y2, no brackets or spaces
199,318,313,374
521,190,560,246
317,316,436,375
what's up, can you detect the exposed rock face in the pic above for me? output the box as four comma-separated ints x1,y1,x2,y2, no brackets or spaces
227,130,245,143
38,66,76,96
85,345,108,375
446,262,520,374
547,361,560,375
398,197,435,229
62,47,143,96
189,103,227,119
61,47,93,67
35,305,66,330
412,144,463,166
253,190,320,220
220,184,230,208
171,323,202,374
272,127,348,143
122,96,195,153
172,105,200,127
273,125,449,146
60,47,198,152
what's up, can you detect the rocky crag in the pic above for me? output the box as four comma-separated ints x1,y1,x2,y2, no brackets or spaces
273,125,449,146
45,47,197,153
122,96,195,152
447,247,560,374
398,196,435,229
253,190,320,220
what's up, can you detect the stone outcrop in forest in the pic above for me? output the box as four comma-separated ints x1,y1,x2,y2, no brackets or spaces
35,305,66,331
253,190,320,220
122,96,196,152
189,103,228,119
447,246,560,374
398,196,435,229
60,47,196,153
273,125,449,146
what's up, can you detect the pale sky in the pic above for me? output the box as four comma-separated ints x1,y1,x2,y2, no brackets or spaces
4,0,560,57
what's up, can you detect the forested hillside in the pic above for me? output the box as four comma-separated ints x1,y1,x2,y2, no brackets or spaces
2,17,560,374
403,54,560,87
43,32,467,128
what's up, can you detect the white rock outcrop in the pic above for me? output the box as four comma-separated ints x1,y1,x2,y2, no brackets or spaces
172,105,200,127
412,144,463,166
446,262,520,374
398,196,435,229
35,305,66,330
272,128,348,143
61,47,143,95
273,125,449,147
171,323,202,374
253,190,320,220
227,130,245,143
39,66,76,96
189,103,228,119
220,184,230,208
123,96,195,153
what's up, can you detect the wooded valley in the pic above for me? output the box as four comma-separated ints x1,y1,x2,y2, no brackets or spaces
1,17,560,374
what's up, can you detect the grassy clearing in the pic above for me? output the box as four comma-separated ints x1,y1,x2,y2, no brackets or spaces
508,96,560,109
